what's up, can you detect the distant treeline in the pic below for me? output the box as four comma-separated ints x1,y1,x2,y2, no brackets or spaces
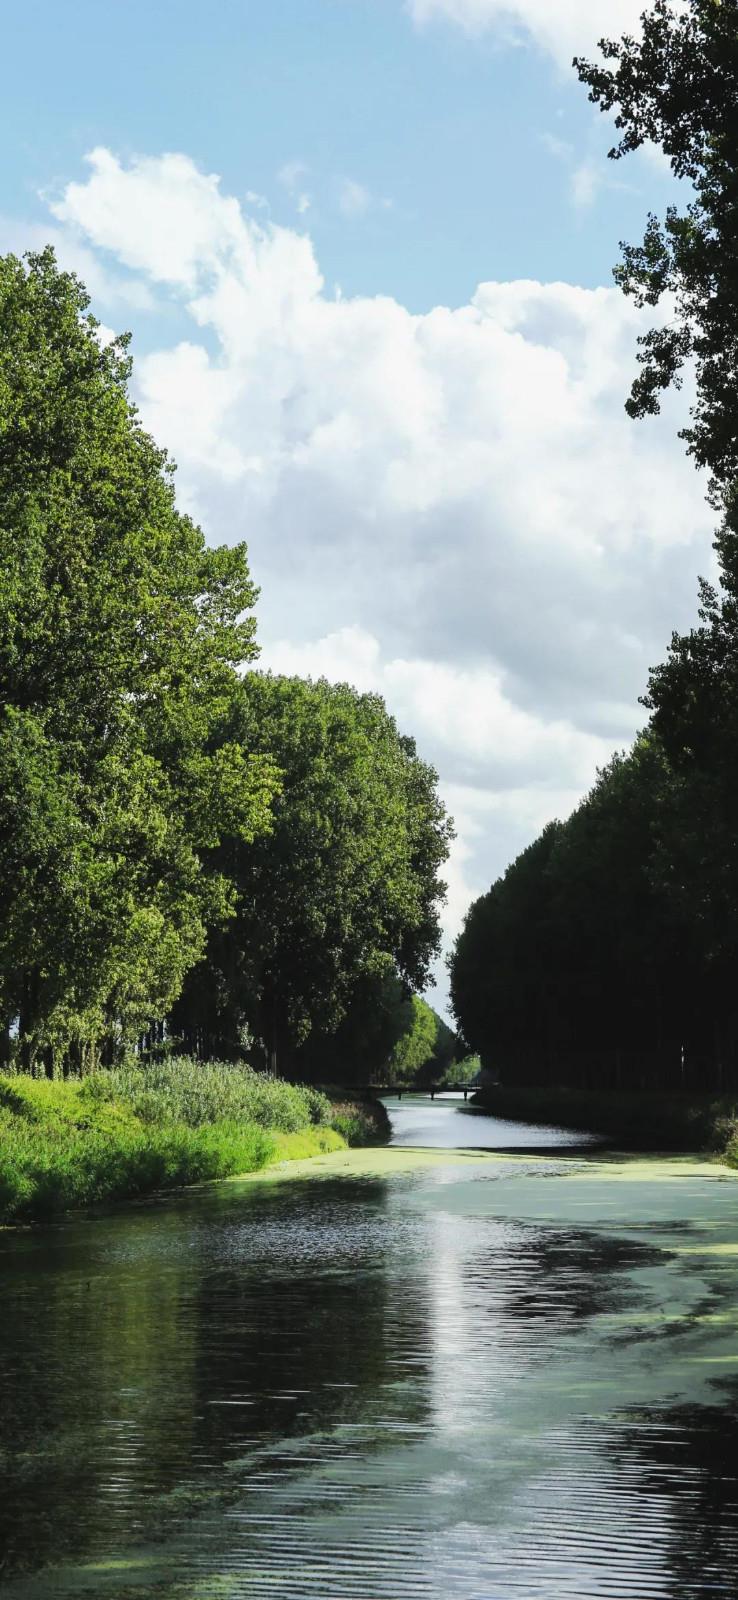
451,582,738,1092
451,499,738,1093
0,249,454,1081
452,0,738,1098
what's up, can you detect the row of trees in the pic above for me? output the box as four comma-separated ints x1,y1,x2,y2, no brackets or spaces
452,0,738,1094
0,249,454,1079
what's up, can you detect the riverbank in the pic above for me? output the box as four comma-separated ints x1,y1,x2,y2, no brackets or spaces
471,1083,738,1163
0,1062,390,1223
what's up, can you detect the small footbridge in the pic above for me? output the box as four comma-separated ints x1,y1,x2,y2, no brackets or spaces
356,1084,478,1101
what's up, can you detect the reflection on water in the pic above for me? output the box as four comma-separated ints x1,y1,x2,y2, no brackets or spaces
386,1092,600,1149
0,1105,737,1597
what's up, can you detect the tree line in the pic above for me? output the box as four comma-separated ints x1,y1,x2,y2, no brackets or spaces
0,248,454,1080
451,0,738,1095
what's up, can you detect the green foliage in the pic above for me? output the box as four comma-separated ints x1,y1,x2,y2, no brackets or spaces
0,248,277,1069
474,1083,738,1155
449,736,712,1089
173,673,453,1070
0,1063,353,1222
0,1077,276,1223
643,492,738,985
531,6,738,1094
438,1054,480,1088
389,994,441,1083
328,1098,392,1146
576,0,738,501
0,249,452,1089
97,1057,333,1133
292,968,444,1086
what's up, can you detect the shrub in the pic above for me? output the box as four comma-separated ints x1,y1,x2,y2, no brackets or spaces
329,1098,391,1147
97,1057,332,1134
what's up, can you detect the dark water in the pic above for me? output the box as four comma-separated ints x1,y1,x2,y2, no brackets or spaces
1,1098,738,1598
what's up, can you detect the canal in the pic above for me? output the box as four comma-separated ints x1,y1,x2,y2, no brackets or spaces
1,1095,737,1597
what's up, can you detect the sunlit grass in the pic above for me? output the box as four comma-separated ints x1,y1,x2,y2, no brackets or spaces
0,1061,355,1222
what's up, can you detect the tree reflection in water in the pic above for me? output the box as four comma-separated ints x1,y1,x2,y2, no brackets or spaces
0,1154,737,1597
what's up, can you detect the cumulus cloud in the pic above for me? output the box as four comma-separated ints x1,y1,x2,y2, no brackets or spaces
264,625,610,792
408,0,649,66
42,147,711,1004
0,212,155,312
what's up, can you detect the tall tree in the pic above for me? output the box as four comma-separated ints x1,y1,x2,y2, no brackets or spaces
576,0,738,502
173,673,454,1072
0,249,277,1069
449,741,707,1088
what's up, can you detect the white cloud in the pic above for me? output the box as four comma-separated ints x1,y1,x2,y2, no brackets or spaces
408,0,649,66
542,135,605,208
338,178,372,218
0,212,155,313
263,626,610,793
50,148,258,292
541,132,572,163
570,158,602,208
278,161,312,216
278,160,309,190
40,147,712,1007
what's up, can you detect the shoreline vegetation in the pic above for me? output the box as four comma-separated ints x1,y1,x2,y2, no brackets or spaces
449,12,738,1135
472,1084,738,1168
0,1059,391,1225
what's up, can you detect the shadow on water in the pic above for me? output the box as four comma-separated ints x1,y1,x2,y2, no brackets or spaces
384,1093,603,1154
1,1104,738,1596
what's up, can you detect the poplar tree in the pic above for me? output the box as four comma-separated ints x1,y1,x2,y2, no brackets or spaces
0,249,277,1070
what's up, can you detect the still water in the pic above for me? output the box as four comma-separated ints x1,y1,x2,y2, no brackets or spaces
1,1097,738,1598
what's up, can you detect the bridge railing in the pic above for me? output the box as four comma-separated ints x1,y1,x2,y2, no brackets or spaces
332,1084,478,1101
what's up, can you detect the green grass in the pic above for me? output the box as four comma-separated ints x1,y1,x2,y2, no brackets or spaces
269,1127,347,1161
0,1065,307,1222
96,1056,334,1133
0,1061,390,1223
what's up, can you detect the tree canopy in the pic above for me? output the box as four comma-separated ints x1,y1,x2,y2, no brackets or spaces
0,249,454,1082
576,0,738,501
0,249,277,1069
173,672,454,1073
452,5,738,1098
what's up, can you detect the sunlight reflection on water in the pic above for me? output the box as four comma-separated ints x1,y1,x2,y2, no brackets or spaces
0,1112,737,1598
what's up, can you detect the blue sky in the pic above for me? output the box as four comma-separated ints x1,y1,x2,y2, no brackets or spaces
6,0,674,314
1,2,708,1008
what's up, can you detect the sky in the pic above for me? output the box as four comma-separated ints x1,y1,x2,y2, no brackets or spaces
1,0,711,1012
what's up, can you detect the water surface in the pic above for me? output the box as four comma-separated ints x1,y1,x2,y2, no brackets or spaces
1,1097,737,1598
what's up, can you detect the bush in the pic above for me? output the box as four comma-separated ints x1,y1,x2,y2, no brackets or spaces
94,1057,333,1134
0,1061,332,1223
0,1063,389,1224
0,1084,278,1222
329,1097,392,1147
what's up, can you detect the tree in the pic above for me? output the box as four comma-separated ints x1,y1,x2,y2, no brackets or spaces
449,740,709,1089
173,674,454,1072
290,971,457,1087
642,489,738,1071
576,0,738,502
388,995,441,1084
450,823,563,1074
0,249,277,1070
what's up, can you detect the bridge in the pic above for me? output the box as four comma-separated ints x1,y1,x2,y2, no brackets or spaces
354,1084,478,1102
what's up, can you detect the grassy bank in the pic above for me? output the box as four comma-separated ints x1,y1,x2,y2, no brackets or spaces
473,1083,738,1160
0,1060,388,1223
